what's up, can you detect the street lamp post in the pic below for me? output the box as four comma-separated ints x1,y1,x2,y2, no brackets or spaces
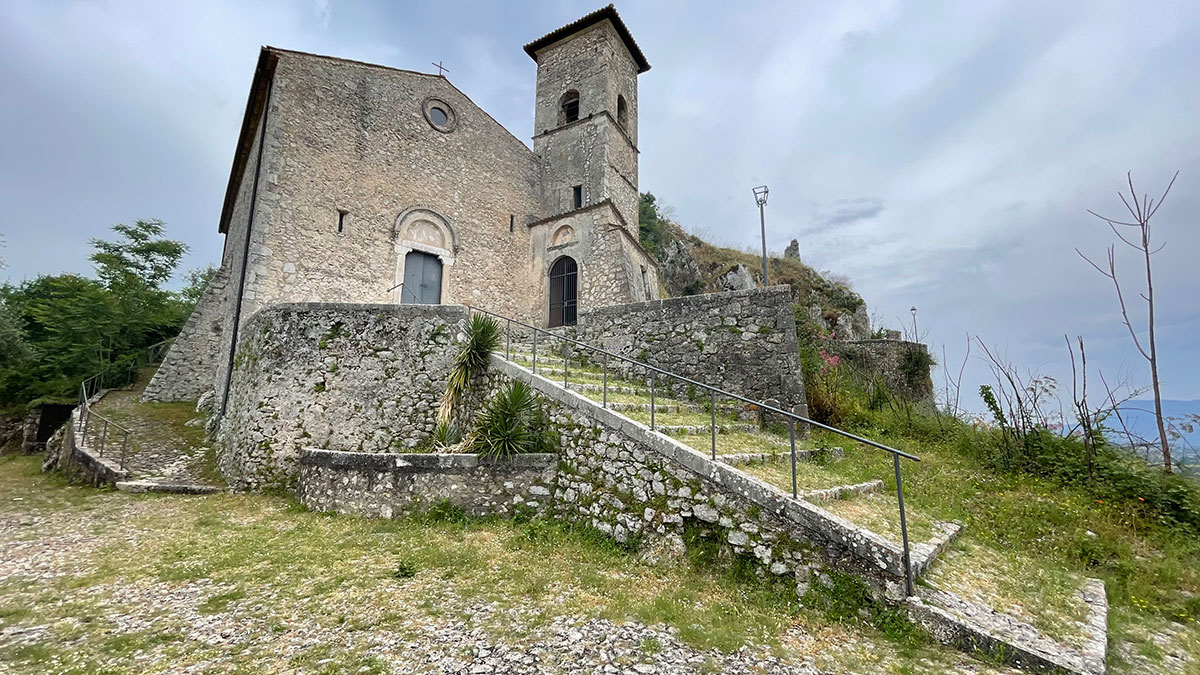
753,185,769,288
910,306,918,340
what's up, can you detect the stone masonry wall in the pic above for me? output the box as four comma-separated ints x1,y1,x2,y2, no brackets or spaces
478,356,907,598
143,265,232,402
294,352,909,601
240,50,547,325
217,303,471,491
827,339,935,402
297,450,557,519
574,287,807,413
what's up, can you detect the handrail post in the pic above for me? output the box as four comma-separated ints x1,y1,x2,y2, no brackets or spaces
710,390,717,460
82,408,91,445
789,419,798,498
506,319,511,360
532,330,538,374
650,372,656,431
99,419,109,458
894,453,915,597
602,353,609,408
563,341,569,387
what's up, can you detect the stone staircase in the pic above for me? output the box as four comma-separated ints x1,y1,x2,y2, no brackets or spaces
498,340,1107,674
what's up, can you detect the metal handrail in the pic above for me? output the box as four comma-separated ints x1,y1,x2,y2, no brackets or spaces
71,337,175,473
466,304,920,595
76,382,132,472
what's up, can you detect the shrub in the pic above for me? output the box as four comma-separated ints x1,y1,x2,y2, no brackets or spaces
471,380,553,460
437,314,501,425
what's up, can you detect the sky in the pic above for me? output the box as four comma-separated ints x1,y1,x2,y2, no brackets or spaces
1,0,1197,408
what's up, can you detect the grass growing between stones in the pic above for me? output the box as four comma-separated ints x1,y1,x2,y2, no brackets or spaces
0,454,1009,674
89,367,222,486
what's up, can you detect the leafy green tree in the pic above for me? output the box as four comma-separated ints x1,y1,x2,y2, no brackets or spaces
179,264,217,307
0,220,192,408
638,192,673,257
0,275,119,405
89,219,190,351
90,219,186,290
0,299,30,367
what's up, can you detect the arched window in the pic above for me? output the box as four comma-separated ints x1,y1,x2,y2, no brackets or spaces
549,256,578,327
559,90,580,125
616,95,627,130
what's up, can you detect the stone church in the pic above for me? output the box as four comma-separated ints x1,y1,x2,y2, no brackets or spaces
145,5,661,403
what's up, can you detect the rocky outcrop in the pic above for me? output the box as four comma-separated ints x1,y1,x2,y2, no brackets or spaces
657,238,703,297
784,239,800,259
716,264,756,292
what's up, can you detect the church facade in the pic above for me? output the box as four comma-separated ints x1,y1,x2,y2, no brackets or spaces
144,6,660,403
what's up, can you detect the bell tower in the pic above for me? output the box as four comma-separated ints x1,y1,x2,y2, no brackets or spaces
525,4,649,235
523,5,658,323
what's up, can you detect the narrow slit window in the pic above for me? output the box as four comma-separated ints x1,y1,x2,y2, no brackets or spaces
509,214,515,233
337,209,347,233
572,185,583,209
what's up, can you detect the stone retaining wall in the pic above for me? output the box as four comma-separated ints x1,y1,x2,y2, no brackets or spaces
573,287,807,413
143,265,232,402
297,450,557,519
483,356,908,597
826,338,934,402
217,303,476,491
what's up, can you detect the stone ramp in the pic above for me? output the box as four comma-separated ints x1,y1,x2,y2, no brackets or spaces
87,370,225,492
909,581,1107,675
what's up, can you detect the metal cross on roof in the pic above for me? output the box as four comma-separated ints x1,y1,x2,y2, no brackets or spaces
431,60,450,77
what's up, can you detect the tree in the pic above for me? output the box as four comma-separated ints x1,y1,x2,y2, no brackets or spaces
638,192,673,257
90,219,186,290
89,220,190,350
1078,171,1178,472
179,265,217,307
0,220,192,408
0,299,29,367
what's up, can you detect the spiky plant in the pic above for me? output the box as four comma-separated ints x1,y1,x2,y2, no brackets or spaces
472,380,538,460
432,421,462,452
437,314,501,425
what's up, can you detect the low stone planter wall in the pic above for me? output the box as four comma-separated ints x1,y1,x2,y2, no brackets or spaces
296,449,558,519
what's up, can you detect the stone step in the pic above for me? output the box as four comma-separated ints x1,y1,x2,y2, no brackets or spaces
721,447,845,467
604,401,751,417
115,480,223,495
659,423,758,435
566,381,649,396
802,478,881,503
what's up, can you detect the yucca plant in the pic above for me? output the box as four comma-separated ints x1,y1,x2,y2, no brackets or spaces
432,421,462,451
472,380,539,460
437,314,501,425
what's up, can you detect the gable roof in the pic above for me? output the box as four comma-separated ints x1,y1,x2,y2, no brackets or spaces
523,4,651,74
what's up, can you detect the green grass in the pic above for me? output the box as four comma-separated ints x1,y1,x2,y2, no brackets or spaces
0,454,1002,674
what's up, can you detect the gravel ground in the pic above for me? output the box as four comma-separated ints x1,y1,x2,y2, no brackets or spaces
0,459,1027,674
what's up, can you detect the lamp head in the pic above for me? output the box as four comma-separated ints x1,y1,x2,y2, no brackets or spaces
753,185,769,207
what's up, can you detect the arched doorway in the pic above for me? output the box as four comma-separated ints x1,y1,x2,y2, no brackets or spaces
392,208,456,305
549,256,578,327
402,250,443,304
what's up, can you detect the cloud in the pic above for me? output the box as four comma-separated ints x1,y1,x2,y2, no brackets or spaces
812,197,887,228
1,0,1198,404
